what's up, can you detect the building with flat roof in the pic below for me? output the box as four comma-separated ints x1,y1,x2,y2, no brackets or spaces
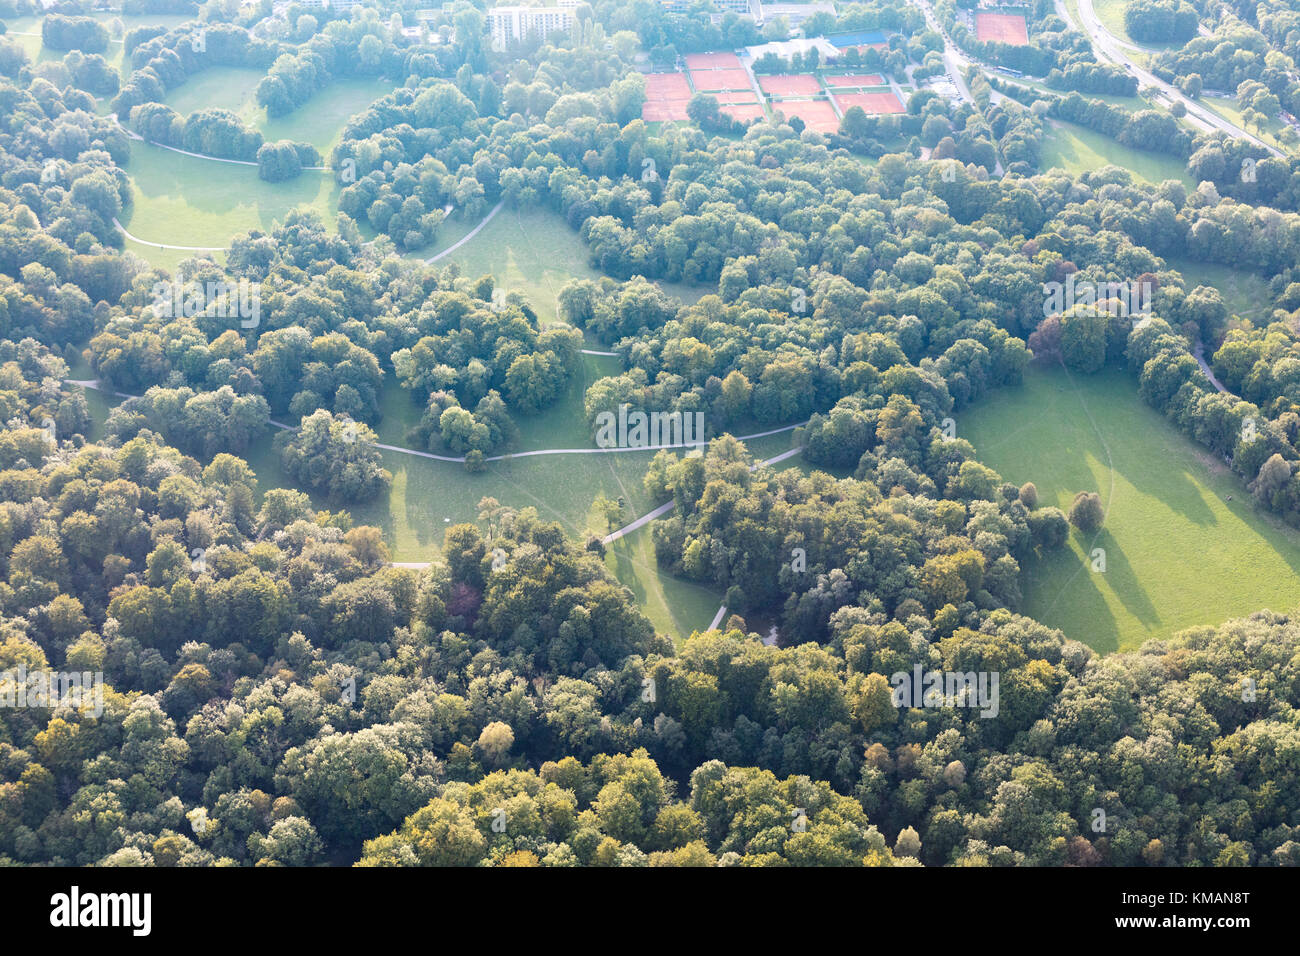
825,29,888,48
487,5,575,46
745,36,839,61
659,0,755,14
756,2,835,27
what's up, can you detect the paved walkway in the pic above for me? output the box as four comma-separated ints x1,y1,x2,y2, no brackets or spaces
114,115,329,169
1194,342,1229,394
113,218,226,252
66,376,806,464
426,201,504,263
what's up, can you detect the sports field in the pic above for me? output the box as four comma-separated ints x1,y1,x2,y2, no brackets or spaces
833,90,905,114
823,74,886,87
772,100,840,133
643,72,692,119
975,12,1030,46
643,101,691,121
720,103,767,124
758,74,822,96
684,51,742,70
963,364,1300,653
690,68,752,92
712,90,762,105
826,30,888,49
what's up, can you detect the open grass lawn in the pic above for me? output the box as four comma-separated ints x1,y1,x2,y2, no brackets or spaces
116,65,391,267
1001,76,1152,112
1092,0,1130,43
239,419,761,641
963,364,1300,653
606,524,725,642
1199,96,1297,157
120,141,339,268
422,206,707,327
162,65,266,121
1041,119,1193,186
1091,0,1179,53
75,373,807,643
163,66,392,153
258,77,394,153
1162,255,1273,323
5,13,196,77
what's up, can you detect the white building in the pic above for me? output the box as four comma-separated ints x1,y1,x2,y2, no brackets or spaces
756,1,835,27
487,5,575,46
659,0,753,14
745,36,838,61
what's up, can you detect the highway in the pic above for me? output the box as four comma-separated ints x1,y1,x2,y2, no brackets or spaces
1067,0,1281,156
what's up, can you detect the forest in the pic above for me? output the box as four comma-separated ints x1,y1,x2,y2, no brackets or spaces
0,0,1298,871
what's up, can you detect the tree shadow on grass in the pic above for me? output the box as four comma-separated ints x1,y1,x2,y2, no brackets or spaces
1088,528,1161,632
1107,439,1220,530
1020,543,1123,655
607,538,650,607
122,144,339,238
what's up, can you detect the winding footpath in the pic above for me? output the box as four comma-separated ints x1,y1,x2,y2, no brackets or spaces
66,376,807,572
65,374,806,465
425,201,505,263
1194,341,1229,394
113,116,328,169
603,445,805,554
112,217,227,252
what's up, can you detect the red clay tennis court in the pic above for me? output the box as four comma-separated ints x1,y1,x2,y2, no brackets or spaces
642,101,691,122
772,100,840,134
833,90,905,114
684,51,742,70
645,72,691,100
720,103,766,124
712,90,761,105
975,12,1029,45
690,68,753,92
824,74,886,88
758,74,822,96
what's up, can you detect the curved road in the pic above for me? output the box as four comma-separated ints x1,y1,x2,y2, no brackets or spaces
1068,0,1281,156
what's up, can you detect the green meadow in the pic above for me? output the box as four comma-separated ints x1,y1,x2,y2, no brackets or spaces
1041,119,1193,187
163,66,393,154
120,142,340,272
418,205,707,326
74,352,806,642
963,363,1300,653
1162,256,1273,323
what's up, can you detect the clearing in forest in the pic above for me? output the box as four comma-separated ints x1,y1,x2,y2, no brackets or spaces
962,364,1300,653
